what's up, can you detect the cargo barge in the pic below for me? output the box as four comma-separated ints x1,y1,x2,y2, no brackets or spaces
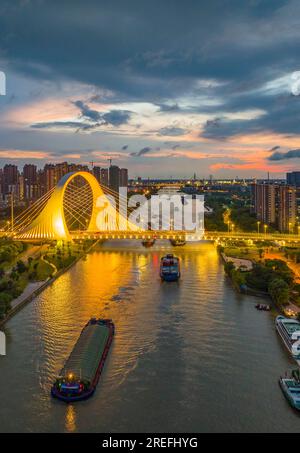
51,318,114,402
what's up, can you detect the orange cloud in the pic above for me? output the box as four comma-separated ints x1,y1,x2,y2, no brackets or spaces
0,149,51,159
2,98,78,127
210,162,291,173
61,153,81,159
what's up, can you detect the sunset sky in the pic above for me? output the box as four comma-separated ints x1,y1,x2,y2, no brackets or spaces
0,0,300,178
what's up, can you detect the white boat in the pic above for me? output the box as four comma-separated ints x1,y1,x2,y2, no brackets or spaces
275,315,300,361
279,369,300,411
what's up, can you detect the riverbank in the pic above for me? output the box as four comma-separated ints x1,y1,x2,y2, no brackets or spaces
0,240,99,328
218,245,299,317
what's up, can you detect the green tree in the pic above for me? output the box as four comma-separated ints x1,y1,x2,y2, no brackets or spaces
0,292,12,314
224,261,235,276
268,278,289,306
16,260,27,274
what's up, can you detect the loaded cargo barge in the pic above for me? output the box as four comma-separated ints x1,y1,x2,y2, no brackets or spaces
51,318,114,402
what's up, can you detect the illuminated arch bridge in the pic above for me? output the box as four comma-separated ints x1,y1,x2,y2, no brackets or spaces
6,171,197,242
3,171,300,243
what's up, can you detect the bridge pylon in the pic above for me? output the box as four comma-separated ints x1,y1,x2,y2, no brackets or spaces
16,171,111,241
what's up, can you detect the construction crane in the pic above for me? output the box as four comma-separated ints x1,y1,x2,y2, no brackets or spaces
89,161,102,169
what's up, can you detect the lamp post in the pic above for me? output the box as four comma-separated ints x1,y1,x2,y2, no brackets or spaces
257,221,261,235
10,192,14,232
289,222,292,235
264,224,268,237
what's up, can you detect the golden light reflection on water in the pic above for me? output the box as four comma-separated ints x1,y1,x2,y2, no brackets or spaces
37,243,222,391
65,405,76,432
1,241,298,433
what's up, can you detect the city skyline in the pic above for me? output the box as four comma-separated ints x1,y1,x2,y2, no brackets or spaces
0,1,300,178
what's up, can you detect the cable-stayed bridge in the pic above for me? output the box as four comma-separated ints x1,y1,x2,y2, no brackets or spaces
1,171,300,244
2,171,203,242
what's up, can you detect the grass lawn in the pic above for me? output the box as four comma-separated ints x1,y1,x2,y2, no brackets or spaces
224,246,262,261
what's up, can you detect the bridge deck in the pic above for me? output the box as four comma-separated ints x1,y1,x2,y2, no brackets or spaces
2,230,300,242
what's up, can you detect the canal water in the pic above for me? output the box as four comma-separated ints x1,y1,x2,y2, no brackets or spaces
0,242,299,432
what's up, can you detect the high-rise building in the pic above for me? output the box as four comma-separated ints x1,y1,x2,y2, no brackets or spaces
252,183,297,232
251,183,276,224
109,165,120,193
18,174,25,201
3,164,18,195
43,164,57,192
120,168,128,188
277,185,297,233
37,169,46,197
0,168,3,199
287,171,300,187
23,164,38,199
100,168,109,187
93,166,101,184
55,162,69,181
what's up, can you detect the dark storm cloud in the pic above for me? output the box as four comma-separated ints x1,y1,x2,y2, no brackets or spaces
158,127,188,136
202,95,300,139
31,101,132,131
73,100,102,122
122,145,128,150
268,149,300,161
156,103,181,112
1,0,300,150
130,147,152,157
130,146,160,157
102,110,132,126
31,121,86,129
0,0,298,101
73,100,132,125
30,120,97,132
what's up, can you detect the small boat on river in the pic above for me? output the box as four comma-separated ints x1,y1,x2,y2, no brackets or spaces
169,239,186,246
275,316,300,361
255,304,271,311
279,369,300,411
160,254,181,282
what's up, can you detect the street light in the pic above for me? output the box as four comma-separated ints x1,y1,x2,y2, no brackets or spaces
257,221,261,235
289,222,292,235
231,223,235,233
264,224,268,236
227,220,230,234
